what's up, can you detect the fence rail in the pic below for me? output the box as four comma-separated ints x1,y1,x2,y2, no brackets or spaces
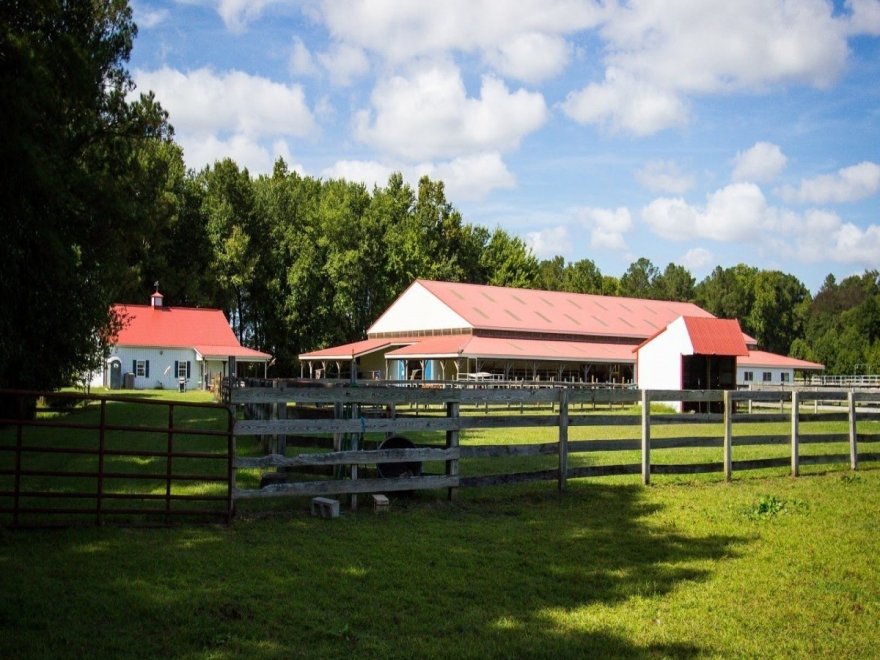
0,390,234,527
230,384,880,506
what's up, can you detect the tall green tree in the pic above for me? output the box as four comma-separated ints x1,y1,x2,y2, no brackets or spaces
0,0,172,391
694,264,758,323
479,228,538,288
746,270,810,355
653,263,695,302
619,258,660,299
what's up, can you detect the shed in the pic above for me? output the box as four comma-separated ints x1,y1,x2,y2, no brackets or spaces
635,316,748,411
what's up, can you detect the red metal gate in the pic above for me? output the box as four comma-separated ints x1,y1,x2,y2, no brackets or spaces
0,390,233,528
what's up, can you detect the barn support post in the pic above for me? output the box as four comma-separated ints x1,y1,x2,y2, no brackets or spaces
723,390,733,481
790,390,800,477
446,401,460,500
848,390,858,470
641,389,651,485
558,388,569,492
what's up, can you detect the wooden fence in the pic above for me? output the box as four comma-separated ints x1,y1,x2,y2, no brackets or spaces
230,384,880,506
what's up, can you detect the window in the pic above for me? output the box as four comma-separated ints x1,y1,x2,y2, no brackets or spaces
762,372,772,382
175,360,191,380
743,371,754,382
134,360,149,377
781,372,790,383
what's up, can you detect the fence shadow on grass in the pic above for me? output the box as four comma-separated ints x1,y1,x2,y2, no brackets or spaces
0,482,746,658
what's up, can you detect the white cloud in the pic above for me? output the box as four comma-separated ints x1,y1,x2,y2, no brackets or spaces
642,182,880,268
565,0,850,135
635,160,695,194
320,152,515,201
133,67,315,173
133,3,168,29
180,134,297,174
682,247,713,270
575,206,632,251
485,32,571,83
770,209,880,264
779,161,880,204
354,62,547,160
416,152,516,201
135,67,316,140
562,68,688,135
321,160,395,189
641,183,768,242
216,0,282,32
290,37,319,77
732,142,788,183
315,0,605,73
524,225,572,258
317,43,371,85
847,0,880,35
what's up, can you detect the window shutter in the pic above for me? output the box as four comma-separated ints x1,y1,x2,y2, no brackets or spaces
145,361,150,378
132,360,136,374
175,360,179,377
186,361,191,378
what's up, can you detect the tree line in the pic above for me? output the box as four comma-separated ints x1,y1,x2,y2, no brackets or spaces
93,148,880,378
2,1,878,393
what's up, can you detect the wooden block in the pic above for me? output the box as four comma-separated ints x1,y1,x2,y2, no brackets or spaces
371,494,390,512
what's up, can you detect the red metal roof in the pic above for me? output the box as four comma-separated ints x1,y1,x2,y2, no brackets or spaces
682,317,749,356
113,304,271,360
416,279,714,339
739,350,824,370
299,337,416,360
384,335,637,363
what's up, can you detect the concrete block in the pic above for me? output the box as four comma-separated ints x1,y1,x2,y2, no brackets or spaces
310,496,340,518
371,494,390,513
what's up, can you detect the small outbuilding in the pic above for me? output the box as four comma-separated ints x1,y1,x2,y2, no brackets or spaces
94,289,272,390
635,316,749,411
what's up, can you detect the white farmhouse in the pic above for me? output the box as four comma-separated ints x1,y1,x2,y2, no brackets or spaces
94,289,271,390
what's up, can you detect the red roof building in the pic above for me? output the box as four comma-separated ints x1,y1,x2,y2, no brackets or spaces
300,279,823,385
98,290,271,390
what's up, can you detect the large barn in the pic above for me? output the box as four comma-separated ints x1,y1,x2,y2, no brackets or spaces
93,289,272,390
300,279,823,387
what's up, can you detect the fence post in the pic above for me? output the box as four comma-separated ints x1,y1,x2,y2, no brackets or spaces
274,380,287,456
641,389,651,485
227,405,236,524
446,401,460,500
790,390,800,477
165,403,174,522
848,390,858,471
723,390,733,481
96,399,107,526
13,421,23,527
558,388,569,492
350,402,359,512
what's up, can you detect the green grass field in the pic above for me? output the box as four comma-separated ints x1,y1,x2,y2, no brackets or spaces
1,392,879,657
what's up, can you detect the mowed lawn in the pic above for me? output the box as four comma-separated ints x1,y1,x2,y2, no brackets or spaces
1,392,879,658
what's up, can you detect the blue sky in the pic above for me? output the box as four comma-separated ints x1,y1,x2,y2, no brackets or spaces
129,0,880,292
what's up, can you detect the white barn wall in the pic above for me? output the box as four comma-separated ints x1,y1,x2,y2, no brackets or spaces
368,282,472,335
636,318,693,412
109,346,199,390
737,366,794,387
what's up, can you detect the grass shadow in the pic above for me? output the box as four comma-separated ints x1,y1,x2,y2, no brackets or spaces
0,481,746,658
